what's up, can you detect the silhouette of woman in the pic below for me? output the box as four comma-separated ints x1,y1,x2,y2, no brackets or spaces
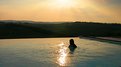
68,39,77,54
69,39,77,48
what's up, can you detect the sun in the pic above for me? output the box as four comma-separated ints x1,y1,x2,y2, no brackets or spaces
54,0,76,8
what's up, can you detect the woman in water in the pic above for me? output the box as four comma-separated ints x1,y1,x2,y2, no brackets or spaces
68,39,77,54
69,39,77,48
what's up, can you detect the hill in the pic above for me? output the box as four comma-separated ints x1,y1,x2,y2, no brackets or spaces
0,20,121,39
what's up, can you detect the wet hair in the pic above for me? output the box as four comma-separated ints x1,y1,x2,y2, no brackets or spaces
70,39,74,45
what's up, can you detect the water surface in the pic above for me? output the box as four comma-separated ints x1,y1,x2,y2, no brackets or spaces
0,37,121,67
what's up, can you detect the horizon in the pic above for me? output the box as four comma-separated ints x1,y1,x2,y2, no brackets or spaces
1,20,121,24
0,0,121,23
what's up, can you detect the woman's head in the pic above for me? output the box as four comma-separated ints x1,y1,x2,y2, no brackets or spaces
70,39,74,45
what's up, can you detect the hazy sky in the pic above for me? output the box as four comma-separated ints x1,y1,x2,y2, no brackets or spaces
0,0,121,23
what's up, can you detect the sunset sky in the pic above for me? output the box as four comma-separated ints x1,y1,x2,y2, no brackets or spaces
0,0,121,23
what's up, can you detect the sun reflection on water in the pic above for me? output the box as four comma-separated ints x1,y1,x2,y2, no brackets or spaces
57,42,68,66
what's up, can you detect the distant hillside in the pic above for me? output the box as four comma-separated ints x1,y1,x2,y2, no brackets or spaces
0,20,121,39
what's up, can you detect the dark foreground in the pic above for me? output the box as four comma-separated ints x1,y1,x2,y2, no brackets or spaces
0,20,121,39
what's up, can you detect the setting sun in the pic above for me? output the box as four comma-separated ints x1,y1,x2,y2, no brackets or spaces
54,0,76,8
0,0,121,22
0,0,121,67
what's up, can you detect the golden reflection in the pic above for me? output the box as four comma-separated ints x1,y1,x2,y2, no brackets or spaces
57,42,68,66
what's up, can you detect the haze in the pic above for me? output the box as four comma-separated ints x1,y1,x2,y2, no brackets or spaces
0,0,121,23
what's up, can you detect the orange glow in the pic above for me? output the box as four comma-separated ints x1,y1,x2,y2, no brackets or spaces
0,0,121,23
53,0,76,8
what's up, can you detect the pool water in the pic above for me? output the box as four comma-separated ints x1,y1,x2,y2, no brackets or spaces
0,37,121,67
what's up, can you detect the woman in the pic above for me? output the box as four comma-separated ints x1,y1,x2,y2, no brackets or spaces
69,39,77,54
69,39,77,48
